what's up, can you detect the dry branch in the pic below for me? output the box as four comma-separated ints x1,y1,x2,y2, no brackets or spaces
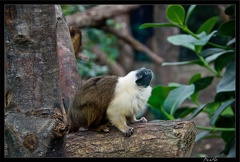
65,120,196,157
66,5,164,65
90,45,126,76
66,5,139,28
102,26,164,64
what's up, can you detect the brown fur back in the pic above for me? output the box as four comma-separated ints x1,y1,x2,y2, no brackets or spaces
68,75,118,133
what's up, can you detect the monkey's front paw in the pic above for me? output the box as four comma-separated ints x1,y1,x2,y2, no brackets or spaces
139,117,147,123
124,127,134,137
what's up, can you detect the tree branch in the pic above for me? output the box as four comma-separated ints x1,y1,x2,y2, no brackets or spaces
65,5,164,65
64,120,196,157
102,26,164,64
90,45,126,76
66,5,140,28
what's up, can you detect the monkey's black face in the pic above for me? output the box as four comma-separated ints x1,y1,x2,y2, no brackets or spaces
135,68,153,88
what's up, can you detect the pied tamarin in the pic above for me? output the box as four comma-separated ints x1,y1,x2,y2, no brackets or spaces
68,67,153,137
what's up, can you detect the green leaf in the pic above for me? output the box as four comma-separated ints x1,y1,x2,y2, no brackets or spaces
226,38,235,46
215,91,235,102
190,91,200,105
195,131,210,142
163,84,195,116
147,85,176,110
186,103,208,120
218,20,235,37
217,62,235,93
166,5,185,25
150,107,169,120
162,60,204,66
222,106,234,116
189,73,201,84
189,73,201,105
215,114,235,128
214,52,235,73
225,5,235,16
204,50,234,63
196,16,219,34
174,107,196,119
193,31,217,52
106,19,116,26
197,30,217,44
139,23,179,29
168,82,182,87
210,98,235,126
200,48,225,57
193,76,214,92
227,139,236,157
194,45,203,54
204,102,221,116
167,31,217,52
167,34,195,51
185,5,197,26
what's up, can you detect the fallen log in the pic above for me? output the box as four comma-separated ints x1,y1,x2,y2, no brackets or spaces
65,120,196,157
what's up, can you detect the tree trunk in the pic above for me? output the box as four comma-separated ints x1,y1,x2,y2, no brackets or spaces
65,120,196,157
4,5,79,157
55,5,82,112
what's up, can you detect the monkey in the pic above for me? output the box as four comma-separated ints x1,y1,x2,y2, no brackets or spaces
68,67,153,137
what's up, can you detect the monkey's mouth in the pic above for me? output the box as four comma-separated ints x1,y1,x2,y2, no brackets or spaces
135,68,153,88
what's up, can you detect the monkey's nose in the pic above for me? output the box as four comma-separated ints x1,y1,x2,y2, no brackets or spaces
141,68,153,77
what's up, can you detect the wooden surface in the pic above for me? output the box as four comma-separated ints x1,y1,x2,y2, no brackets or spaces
65,120,196,157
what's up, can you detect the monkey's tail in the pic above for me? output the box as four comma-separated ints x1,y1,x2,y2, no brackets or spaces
67,108,81,133
68,124,80,133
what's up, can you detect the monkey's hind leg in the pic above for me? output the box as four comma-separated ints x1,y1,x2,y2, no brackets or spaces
108,115,134,137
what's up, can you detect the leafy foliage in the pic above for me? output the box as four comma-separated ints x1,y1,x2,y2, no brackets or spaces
140,4,235,157
61,5,120,79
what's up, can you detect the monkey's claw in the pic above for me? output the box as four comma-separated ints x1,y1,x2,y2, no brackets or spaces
124,127,134,137
102,126,110,133
140,117,147,123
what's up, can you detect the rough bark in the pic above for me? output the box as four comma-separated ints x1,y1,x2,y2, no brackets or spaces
4,5,79,157
65,120,196,157
55,5,82,112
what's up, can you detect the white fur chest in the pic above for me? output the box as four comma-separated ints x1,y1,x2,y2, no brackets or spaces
107,73,152,118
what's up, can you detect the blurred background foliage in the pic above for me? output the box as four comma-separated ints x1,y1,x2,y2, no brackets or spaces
61,4,230,77
140,4,235,157
62,5,120,79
